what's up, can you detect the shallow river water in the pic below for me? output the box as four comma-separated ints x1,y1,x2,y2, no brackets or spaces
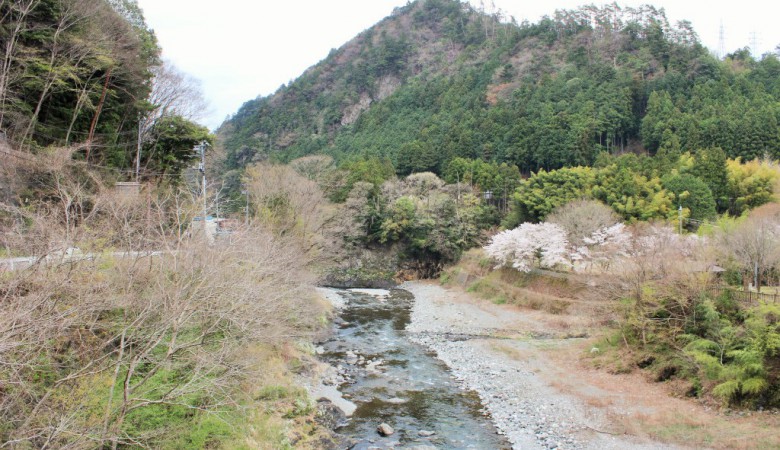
319,288,510,449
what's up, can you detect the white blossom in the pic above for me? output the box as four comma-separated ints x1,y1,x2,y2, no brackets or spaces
635,224,702,257
484,223,570,272
557,222,632,271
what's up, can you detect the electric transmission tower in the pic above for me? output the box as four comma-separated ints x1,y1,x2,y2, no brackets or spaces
749,31,761,57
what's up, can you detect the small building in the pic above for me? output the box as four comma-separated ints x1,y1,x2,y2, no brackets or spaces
115,182,141,199
191,217,237,242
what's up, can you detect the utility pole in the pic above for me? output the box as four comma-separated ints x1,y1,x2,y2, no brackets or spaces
678,205,683,234
135,112,142,181
456,172,461,203
198,141,209,235
754,261,759,292
749,31,761,57
242,189,249,225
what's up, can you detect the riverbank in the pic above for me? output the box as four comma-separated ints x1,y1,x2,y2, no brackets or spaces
403,280,779,450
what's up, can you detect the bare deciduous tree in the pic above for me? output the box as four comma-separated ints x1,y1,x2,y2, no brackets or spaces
289,155,335,182
245,163,336,260
548,199,618,247
0,159,322,448
597,223,709,345
720,215,780,292
0,0,42,130
144,60,209,124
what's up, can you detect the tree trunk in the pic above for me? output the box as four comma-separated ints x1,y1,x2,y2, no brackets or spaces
21,77,55,147
0,1,40,131
65,76,94,145
86,66,113,162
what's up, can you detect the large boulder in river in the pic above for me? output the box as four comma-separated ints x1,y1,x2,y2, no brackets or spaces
315,399,347,430
377,423,395,436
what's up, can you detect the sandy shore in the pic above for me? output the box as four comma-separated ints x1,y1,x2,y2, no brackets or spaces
403,281,681,450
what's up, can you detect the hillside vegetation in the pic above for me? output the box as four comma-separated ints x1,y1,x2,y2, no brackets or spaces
218,0,780,184
0,2,331,448
215,0,780,286
0,0,211,181
442,246,780,448
0,149,335,447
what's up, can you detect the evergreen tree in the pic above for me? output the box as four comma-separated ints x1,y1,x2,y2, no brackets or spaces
662,173,717,222
692,147,729,212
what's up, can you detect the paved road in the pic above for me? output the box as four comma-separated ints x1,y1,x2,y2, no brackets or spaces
0,250,164,271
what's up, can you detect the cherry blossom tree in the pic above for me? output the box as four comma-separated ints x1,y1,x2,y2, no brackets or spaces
574,222,633,271
484,222,570,272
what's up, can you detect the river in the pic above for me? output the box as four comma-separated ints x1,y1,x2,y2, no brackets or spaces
317,288,510,449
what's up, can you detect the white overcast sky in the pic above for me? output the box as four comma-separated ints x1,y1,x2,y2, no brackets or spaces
135,0,780,130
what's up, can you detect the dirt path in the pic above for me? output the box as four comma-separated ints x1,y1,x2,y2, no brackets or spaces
403,281,717,450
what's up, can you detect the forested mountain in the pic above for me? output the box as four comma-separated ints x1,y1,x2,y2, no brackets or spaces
2,2,780,446
218,0,780,186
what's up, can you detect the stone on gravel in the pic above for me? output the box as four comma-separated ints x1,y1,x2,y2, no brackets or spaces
377,423,394,436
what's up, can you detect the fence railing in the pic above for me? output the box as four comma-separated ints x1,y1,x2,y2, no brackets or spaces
709,287,779,304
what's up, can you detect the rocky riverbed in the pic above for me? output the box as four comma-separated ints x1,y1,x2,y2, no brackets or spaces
312,283,680,450
312,287,510,449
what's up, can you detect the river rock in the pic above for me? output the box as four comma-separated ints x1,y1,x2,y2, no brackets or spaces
315,399,347,430
386,397,408,404
365,359,385,373
377,423,395,436
417,430,435,437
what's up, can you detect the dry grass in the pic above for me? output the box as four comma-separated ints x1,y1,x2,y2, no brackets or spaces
540,341,780,450
630,409,780,449
455,253,575,315
490,342,535,361
443,249,616,333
